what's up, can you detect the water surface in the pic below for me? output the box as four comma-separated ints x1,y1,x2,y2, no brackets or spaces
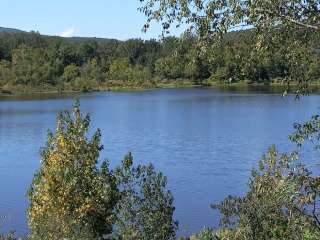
0,88,319,236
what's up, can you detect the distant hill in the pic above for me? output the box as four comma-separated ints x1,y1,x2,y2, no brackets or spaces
0,27,25,33
0,26,119,43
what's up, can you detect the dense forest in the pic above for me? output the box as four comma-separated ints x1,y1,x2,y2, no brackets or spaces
0,28,319,93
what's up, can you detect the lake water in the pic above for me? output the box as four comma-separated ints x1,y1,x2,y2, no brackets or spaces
0,88,319,237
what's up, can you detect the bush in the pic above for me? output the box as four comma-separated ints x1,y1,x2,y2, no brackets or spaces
107,58,152,86
113,152,178,240
27,101,177,240
213,144,320,240
27,101,118,240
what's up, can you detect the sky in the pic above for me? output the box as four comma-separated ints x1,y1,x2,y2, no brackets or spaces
0,0,184,40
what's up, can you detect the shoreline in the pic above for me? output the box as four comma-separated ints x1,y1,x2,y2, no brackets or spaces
1,81,320,98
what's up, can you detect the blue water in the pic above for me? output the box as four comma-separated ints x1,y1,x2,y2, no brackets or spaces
0,88,319,236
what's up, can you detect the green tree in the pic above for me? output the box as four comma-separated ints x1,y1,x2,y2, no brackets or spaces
213,145,320,240
11,45,56,88
155,55,185,80
184,48,210,85
179,228,218,240
140,3,320,240
27,102,118,240
62,64,81,91
74,58,104,91
140,0,319,38
107,58,153,86
0,22,318,92
139,0,320,92
107,58,132,82
62,64,80,83
0,60,12,88
114,152,178,240
80,58,104,84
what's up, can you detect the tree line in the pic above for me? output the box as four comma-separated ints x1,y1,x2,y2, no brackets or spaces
0,28,319,93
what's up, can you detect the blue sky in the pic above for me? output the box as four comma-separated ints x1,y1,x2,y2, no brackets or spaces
0,0,184,40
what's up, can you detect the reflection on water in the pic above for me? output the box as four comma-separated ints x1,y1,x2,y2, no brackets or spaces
0,88,319,236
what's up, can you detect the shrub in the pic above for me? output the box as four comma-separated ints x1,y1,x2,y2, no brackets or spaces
113,152,178,240
27,101,118,240
213,145,320,240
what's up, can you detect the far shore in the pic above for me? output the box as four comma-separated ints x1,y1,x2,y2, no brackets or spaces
1,80,320,98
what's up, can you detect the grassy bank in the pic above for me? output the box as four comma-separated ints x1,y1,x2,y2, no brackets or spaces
2,79,320,97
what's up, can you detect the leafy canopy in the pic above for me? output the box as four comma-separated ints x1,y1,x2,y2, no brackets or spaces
139,0,320,93
139,0,320,37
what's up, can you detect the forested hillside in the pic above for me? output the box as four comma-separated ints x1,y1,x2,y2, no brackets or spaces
0,28,319,93
0,27,24,33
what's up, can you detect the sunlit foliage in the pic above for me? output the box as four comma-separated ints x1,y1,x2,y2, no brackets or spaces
27,101,118,240
139,0,320,38
27,101,177,239
212,145,320,239
0,27,318,92
139,0,320,93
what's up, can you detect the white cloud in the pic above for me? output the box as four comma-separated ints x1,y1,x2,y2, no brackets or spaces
59,28,76,38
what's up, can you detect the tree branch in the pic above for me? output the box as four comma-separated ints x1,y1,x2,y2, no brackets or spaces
256,8,320,31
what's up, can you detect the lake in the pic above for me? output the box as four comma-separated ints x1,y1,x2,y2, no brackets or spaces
0,88,319,237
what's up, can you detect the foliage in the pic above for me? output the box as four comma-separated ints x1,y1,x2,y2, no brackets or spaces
139,2,320,238
139,0,320,38
26,101,177,239
27,101,118,240
212,142,320,240
10,45,56,87
0,29,318,92
0,60,12,87
75,58,104,91
0,232,18,240
179,228,218,240
139,0,320,93
290,114,320,148
2,0,320,238
107,58,152,86
113,152,178,240
137,4,320,236
62,64,80,83
155,55,185,80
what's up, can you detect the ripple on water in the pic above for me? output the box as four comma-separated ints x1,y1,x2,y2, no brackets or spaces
0,88,319,236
